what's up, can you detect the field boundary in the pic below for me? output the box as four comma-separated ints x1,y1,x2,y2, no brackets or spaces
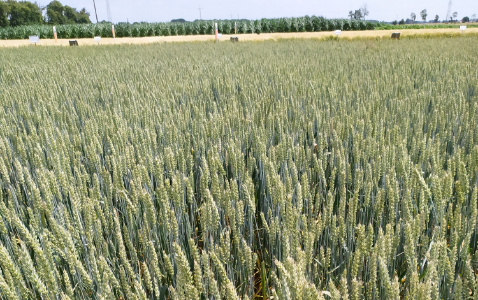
1,28,477,47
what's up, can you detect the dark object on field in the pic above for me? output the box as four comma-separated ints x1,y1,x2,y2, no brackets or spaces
230,37,239,42
391,33,401,39
69,40,79,46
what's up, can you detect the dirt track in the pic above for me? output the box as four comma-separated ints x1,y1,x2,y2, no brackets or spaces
1,28,477,47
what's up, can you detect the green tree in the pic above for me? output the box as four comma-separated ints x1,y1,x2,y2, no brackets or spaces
361,4,369,20
46,1,91,24
410,12,416,23
8,1,42,26
171,19,187,23
434,15,439,23
0,1,9,27
349,5,368,20
75,8,90,24
420,9,427,23
63,5,76,22
354,9,363,20
46,0,66,24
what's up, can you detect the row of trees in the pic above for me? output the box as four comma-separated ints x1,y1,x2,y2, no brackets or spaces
0,0,90,27
46,1,90,25
346,6,475,25
394,9,475,25
409,9,429,23
409,9,474,23
0,1,42,27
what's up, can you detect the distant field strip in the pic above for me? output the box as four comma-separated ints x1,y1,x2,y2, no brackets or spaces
0,37,477,299
1,28,477,47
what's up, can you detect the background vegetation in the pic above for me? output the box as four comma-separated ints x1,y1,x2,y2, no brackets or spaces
0,0,90,28
0,37,477,299
0,17,379,39
1,17,477,40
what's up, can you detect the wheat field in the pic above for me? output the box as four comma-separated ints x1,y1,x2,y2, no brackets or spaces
0,37,477,299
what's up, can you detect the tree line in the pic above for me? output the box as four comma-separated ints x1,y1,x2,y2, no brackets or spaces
0,0,90,27
389,9,476,26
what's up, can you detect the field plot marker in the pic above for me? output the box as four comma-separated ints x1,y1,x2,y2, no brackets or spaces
112,24,116,38
94,36,101,44
215,23,218,42
335,30,341,40
460,25,466,33
53,26,57,42
29,35,39,45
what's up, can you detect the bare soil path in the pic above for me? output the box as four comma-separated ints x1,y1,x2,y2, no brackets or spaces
1,28,476,47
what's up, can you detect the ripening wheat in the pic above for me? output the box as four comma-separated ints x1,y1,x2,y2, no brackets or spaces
0,36,477,299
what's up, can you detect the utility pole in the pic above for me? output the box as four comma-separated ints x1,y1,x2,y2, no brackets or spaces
106,0,112,23
199,7,202,20
92,0,98,23
446,0,452,22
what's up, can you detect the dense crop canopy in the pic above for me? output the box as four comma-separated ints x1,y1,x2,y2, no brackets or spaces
0,38,477,299
0,17,381,40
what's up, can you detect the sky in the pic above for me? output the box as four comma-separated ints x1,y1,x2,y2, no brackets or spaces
36,0,477,23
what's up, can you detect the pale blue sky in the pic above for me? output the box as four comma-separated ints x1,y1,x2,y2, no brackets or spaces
36,0,477,23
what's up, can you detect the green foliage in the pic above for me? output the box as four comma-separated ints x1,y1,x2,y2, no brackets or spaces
7,1,42,27
46,1,91,25
0,2,8,27
46,1,65,24
420,9,428,22
170,18,186,23
0,16,380,40
0,36,477,300
0,0,91,28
